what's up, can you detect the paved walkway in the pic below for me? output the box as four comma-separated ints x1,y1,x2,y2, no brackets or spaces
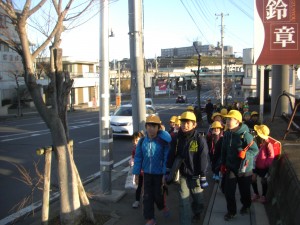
203,181,269,225
85,166,270,225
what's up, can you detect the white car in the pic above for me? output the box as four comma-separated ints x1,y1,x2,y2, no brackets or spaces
110,104,157,136
145,98,154,106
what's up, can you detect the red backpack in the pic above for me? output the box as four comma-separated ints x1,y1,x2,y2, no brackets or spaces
267,137,282,159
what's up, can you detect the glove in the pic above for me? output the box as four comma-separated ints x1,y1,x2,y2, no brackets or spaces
200,177,209,189
220,164,227,174
238,150,247,159
165,170,172,184
129,158,134,166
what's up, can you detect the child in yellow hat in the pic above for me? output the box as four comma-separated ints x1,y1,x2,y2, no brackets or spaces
207,121,224,182
251,124,275,204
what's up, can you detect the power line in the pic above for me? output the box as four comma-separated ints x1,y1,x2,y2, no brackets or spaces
228,0,253,20
180,0,210,44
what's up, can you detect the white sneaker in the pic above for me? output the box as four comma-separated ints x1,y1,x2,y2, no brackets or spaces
132,201,139,208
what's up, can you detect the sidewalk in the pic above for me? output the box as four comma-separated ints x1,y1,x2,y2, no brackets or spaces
12,161,270,225
79,168,270,225
203,182,269,225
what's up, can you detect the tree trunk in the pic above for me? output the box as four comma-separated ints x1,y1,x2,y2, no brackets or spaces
53,125,82,225
69,140,95,223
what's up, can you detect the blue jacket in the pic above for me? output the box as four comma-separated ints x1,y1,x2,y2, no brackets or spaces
133,130,171,175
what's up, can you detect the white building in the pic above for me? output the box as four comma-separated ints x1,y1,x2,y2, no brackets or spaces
0,8,25,106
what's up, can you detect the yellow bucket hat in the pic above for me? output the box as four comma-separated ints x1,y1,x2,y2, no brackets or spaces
254,124,270,140
224,110,242,123
211,121,223,129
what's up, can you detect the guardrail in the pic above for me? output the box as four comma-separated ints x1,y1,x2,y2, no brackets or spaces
271,90,300,139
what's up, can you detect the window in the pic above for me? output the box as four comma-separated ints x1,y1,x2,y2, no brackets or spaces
89,65,93,72
0,15,7,28
0,43,9,52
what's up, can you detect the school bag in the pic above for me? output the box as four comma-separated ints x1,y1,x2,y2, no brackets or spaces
267,137,282,159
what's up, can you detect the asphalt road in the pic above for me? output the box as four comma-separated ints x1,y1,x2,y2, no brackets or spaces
0,89,216,222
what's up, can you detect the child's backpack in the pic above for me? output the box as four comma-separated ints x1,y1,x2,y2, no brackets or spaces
267,137,282,159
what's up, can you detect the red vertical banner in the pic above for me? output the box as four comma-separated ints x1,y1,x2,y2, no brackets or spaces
254,0,300,64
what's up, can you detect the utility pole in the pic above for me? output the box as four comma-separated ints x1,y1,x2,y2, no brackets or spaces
216,12,228,106
99,0,113,194
129,0,146,133
191,43,203,124
116,61,121,106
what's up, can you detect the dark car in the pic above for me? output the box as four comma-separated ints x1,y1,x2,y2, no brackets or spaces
176,95,188,103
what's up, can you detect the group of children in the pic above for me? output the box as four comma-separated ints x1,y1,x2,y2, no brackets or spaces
129,110,209,225
128,102,276,224
204,104,276,221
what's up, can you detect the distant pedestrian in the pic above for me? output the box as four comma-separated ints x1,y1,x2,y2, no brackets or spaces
167,111,209,225
205,99,214,124
132,115,171,225
130,131,145,208
242,104,249,114
243,111,251,128
247,111,261,130
251,125,275,204
186,105,194,113
170,116,181,138
168,116,177,134
220,110,259,221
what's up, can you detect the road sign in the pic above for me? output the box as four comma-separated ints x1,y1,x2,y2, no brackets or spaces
254,0,300,64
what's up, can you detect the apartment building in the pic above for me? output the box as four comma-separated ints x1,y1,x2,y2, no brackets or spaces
0,8,25,107
161,41,233,57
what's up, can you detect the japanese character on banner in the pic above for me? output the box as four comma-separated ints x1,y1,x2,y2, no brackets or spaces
273,25,295,47
266,0,288,20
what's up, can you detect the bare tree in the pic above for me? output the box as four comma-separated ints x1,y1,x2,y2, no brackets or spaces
0,1,97,224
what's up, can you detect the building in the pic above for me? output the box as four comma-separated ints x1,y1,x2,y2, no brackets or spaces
161,41,233,57
0,8,25,107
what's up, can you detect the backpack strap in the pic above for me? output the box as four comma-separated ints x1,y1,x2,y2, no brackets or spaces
240,131,254,152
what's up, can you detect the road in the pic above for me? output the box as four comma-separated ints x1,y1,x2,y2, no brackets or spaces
0,89,218,222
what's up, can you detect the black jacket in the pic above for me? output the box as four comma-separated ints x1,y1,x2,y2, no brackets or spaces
167,129,209,177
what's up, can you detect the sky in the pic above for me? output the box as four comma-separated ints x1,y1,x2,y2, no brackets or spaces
59,0,254,61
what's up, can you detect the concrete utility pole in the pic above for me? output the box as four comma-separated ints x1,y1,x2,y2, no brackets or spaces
128,0,146,133
259,65,265,122
271,65,290,117
99,0,113,194
216,13,228,106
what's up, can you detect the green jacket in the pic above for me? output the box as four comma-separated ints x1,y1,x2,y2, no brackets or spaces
221,123,259,175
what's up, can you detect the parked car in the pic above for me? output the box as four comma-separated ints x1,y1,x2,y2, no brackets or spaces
176,95,188,103
193,99,206,112
130,98,155,108
110,104,157,136
145,98,154,107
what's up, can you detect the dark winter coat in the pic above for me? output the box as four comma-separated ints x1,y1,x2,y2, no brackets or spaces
167,129,209,177
221,123,259,175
